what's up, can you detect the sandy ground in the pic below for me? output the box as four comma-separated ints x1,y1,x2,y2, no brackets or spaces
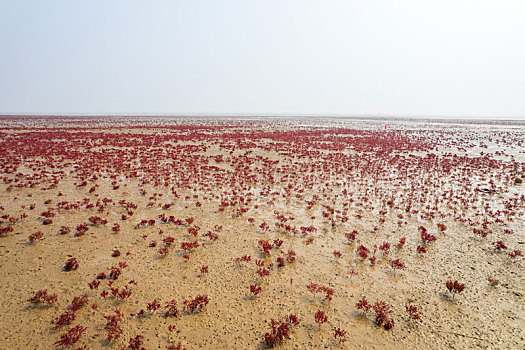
0,116,524,349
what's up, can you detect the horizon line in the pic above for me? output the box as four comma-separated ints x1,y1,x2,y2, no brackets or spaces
1,113,525,121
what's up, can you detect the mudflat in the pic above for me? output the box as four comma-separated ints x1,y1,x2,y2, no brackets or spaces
0,116,523,349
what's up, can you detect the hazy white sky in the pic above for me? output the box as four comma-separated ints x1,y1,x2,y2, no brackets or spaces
1,1,524,118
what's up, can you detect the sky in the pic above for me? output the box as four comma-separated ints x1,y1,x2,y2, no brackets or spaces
1,1,524,118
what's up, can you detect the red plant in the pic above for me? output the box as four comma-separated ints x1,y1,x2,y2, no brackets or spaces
112,249,121,257
88,215,107,226
421,231,437,245
288,314,299,326
158,246,169,256
200,265,209,274
183,295,209,313
263,314,299,347
41,209,55,218
234,255,251,263
258,239,273,256
28,231,44,242
405,304,421,321
165,299,179,317
203,231,219,241
372,301,393,327
0,225,14,236
357,245,369,259
369,255,377,265
69,294,89,311
356,297,372,312
333,250,342,259
127,335,145,350
51,310,76,329
417,245,427,254
88,279,100,289
250,284,262,297
378,242,390,256
389,259,406,272
259,222,270,231
59,226,71,235
163,236,175,246
104,308,123,342
345,230,358,242
43,218,53,225
54,325,87,348
285,249,296,263
333,327,347,343
492,240,507,251
314,309,328,326
397,236,406,248
445,280,465,299
306,283,334,301
384,319,395,330
75,223,89,236
64,258,79,271
109,266,122,280
508,249,522,258
257,268,270,277
28,289,58,305
188,226,200,237
180,240,199,252
147,299,161,312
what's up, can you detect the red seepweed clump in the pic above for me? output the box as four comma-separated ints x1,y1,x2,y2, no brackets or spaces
314,309,328,326
54,325,87,348
127,335,145,350
389,259,406,272
334,327,347,343
258,239,273,256
64,258,79,271
421,231,437,245
508,249,522,259
264,314,300,347
356,296,395,330
357,245,370,259
405,304,421,321
69,294,89,311
104,308,123,342
306,283,334,301
165,299,179,317
378,242,390,256
59,226,71,235
51,310,76,329
445,280,466,299
249,284,262,297
28,289,58,305
183,295,209,313
492,240,507,251
28,230,44,242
